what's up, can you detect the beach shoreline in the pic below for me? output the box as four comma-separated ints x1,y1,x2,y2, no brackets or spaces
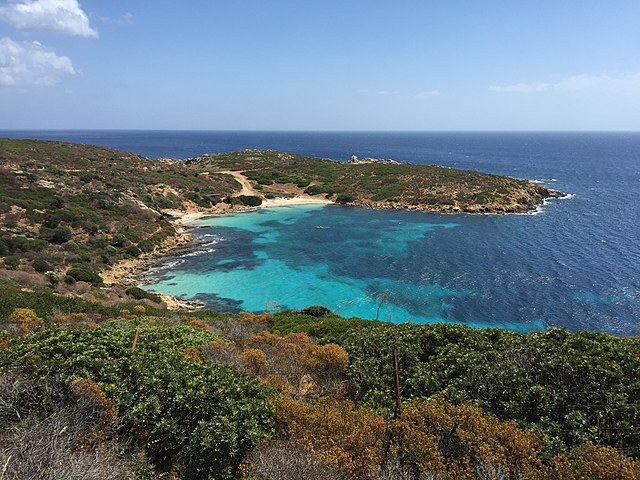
101,195,334,311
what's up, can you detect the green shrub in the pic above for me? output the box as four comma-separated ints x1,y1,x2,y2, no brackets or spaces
125,286,162,303
269,310,372,344
1,235,48,253
44,271,60,288
304,185,324,196
32,258,53,273
125,245,141,257
300,305,334,318
336,193,357,204
66,267,102,286
110,234,128,247
137,239,155,253
236,195,262,207
63,241,81,253
0,326,275,479
4,255,20,270
40,226,73,244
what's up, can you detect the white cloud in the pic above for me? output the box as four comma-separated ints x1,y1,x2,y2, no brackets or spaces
377,90,399,96
415,89,440,99
489,73,640,95
0,37,75,86
0,0,98,38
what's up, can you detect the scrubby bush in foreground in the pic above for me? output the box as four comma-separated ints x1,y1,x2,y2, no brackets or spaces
270,312,640,457
266,394,640,480
0,374,146,479
0,325,275,479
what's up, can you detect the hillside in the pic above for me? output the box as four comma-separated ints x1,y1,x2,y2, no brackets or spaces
0,139,243,302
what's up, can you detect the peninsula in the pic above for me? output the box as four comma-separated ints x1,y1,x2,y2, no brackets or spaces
190,149,564,213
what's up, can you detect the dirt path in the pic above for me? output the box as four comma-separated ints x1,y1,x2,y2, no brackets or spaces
218,170,262,197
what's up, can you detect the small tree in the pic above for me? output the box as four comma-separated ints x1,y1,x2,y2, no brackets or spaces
44,271,60,289
375,292,389,320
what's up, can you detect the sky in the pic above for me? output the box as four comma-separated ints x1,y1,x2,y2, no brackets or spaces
0,0,639,130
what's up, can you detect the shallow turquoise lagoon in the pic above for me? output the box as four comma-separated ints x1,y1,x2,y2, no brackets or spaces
145,204,551,332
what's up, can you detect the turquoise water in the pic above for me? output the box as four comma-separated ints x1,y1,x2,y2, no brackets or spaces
147,204,547,332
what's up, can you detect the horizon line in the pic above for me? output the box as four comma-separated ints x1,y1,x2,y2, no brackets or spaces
1,129,639,133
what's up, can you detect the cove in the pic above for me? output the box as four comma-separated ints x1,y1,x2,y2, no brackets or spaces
145,204,551,332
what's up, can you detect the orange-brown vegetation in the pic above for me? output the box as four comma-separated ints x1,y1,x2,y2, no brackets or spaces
203,328,349,396
389,397,543,479
180,315,210,330
549,442,640,480
183,346,202,362
70,379,118,449
7,307,44,333
265,394,640,480
273,395,386,479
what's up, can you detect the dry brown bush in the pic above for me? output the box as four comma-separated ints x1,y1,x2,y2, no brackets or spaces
51,312,100,328
273,395,386,479
547,442,640,480
390,397,543,480
180,315,209,330
240,440,347,480
207,312,270,343
7,308,44,333
0,268,45,287
202,329,350,397
0,374,146,480
202,339,247,372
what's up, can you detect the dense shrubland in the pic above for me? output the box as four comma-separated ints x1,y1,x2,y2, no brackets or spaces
0,298,638,479
269,312,640,458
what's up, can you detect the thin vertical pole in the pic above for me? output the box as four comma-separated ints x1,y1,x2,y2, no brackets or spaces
132,327,140,352
392,349,402,419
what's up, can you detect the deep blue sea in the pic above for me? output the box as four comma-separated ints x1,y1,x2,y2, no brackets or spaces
2,131,639,335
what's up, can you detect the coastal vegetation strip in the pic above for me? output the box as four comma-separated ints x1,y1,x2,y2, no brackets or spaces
191,149,564,213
